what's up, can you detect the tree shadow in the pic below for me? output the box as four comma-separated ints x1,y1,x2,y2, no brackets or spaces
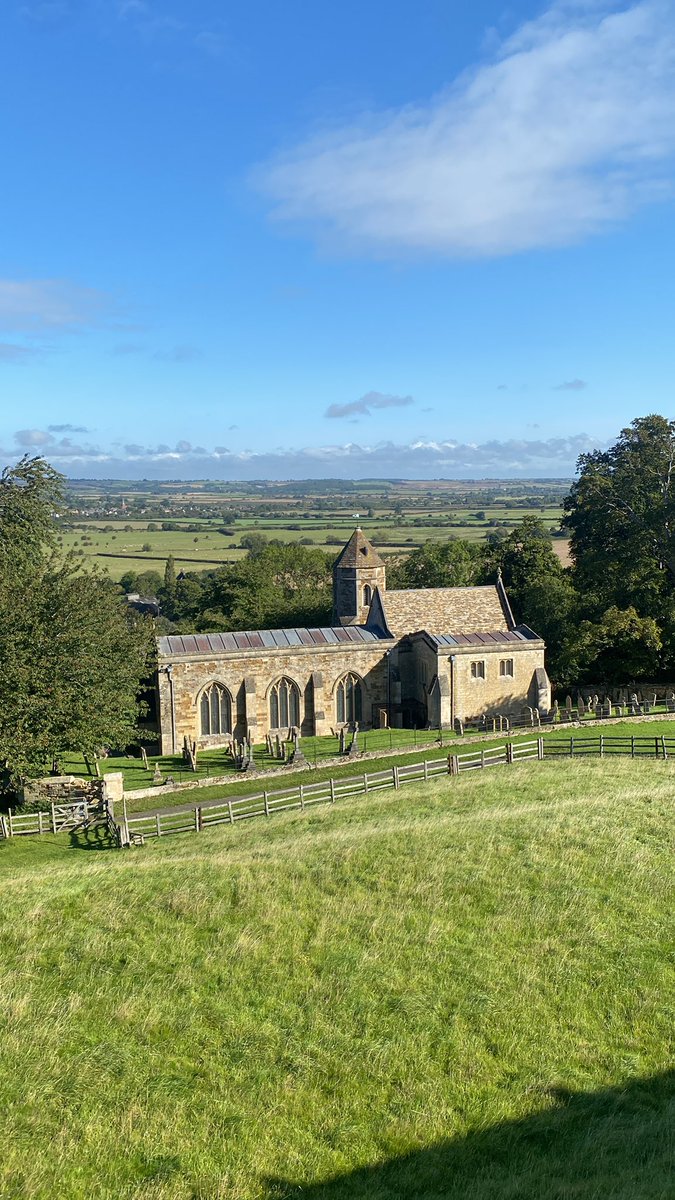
68,823,118,851
265,1071,675,1199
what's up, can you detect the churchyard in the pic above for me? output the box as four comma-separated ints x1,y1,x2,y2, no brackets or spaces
1,758,672,1198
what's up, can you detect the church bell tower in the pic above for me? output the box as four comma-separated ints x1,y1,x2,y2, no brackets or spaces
332,528,386,626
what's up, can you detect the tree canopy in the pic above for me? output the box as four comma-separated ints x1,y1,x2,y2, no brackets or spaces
0,457,154,781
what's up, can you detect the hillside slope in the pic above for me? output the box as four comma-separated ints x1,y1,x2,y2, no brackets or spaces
1,760,673,1200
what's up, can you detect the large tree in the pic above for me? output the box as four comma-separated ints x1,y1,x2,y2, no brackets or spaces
479,516,577,684
387,538,481,589
196,542,334,632
564,415,675,675
0,457,154,781
564,415,675,616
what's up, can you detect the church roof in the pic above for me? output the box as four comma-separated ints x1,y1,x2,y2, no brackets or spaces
375,584,511,639
158,624,381,658
333,527,384,569
429,626,541,648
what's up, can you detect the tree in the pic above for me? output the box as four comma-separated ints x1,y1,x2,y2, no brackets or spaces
388,539,481,589
0,457,154,782
479,516,577,684
197,544,333,631
575,607,662,684
564,415,675,618
564,414,675,675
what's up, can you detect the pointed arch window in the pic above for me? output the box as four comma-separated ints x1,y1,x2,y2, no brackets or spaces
363,584,372,607
269,677,300,729
200,683,232,736
336,673,363,724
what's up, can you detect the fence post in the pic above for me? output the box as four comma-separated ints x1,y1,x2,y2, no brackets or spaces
299,784,305,810
363,773,368,794
655,736,659,760
662,735,668,760
38,810,44,834
631,736,635,758
194,806,201,831
51,802,56,833
537,737,544,760
448,754,459,776
7,809,13,836
264,790,270,816
600,735,604,758
330,777,336,803
506,742,514,765
570,736,574,758
423,759,428,782
393,766,400,789
228,800,234,824
155,814,161,837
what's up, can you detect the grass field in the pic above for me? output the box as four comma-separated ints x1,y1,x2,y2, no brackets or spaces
1,758,672,1198
55,714,675,811
61,495,570,580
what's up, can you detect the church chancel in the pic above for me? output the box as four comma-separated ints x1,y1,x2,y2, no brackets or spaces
156,528,550,753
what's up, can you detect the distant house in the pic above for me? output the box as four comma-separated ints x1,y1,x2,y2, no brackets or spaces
126,593,160,618
155,528,550,754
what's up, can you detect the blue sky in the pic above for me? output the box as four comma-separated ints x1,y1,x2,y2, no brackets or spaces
1,0,675,479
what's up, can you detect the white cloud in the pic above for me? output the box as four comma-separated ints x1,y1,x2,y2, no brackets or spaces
258,0,675,257
0,279,109,332
3,430,598,479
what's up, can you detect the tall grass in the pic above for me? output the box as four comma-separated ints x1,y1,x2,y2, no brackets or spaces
1,759,673,1198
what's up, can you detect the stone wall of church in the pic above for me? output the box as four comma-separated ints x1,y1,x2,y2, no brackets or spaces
157,642,391,754
444,645,548,722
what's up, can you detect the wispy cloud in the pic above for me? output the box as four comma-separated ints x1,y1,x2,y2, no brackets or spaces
258,0,675,258
554,378,588,391
0,342,41,363
47,423,90,433
153,344,202,363
325,391,414,419
18,2,75,28
4,429,597,479
0,279,109,332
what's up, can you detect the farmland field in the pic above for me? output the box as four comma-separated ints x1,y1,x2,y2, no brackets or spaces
62,478,571,579
1,758,672,1199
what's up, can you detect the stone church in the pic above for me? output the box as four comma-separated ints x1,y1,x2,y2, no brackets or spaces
156,528,550,754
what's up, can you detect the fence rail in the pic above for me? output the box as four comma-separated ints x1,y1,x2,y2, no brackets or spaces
5,735,675,846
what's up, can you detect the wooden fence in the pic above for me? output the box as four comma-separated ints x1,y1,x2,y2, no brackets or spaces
4,735,675,846
1,797,120,841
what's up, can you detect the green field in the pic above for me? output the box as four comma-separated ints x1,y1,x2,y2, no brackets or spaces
61,481,570,580
2,758,672,1198
54,714,675,811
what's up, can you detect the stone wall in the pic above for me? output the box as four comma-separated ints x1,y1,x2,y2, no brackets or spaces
157,641,392,754
446,644,549,722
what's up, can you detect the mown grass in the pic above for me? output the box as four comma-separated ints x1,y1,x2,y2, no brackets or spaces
1,759,673,1199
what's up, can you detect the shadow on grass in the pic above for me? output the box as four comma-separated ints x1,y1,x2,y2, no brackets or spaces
265,1071,675,1199
68,824,119,852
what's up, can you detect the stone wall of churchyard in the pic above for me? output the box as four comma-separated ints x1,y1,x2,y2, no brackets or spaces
157,642,391,754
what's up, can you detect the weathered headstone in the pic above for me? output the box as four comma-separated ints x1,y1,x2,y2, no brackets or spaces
347,723,360,757
454,717,464,737
152,763,163,785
